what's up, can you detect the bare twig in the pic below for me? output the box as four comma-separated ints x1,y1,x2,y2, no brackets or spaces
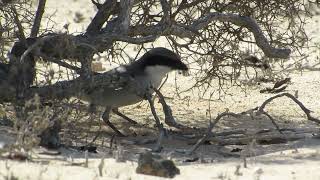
187,112,240,155
30,0,46,37
109,134,116,149
10,5,26,43
152,87,187,129
86,118,102,147
260,110,283,134
172,0,206,17
146,93,165,152
38,53,81,73
98,156,105,176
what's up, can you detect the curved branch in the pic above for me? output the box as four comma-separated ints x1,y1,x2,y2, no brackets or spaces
190,12,291,58
257,93,320,124
153,87,189,129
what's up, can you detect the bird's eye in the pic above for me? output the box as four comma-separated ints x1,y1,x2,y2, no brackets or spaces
179,70,189,76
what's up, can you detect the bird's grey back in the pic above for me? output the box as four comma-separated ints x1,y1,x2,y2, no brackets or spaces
78,66,152,107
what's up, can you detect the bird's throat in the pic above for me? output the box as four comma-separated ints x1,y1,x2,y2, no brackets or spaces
144,65,171,88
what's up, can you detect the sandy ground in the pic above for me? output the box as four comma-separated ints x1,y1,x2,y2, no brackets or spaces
1,1,320,180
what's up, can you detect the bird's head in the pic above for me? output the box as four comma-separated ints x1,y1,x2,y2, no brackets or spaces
130,47,188,77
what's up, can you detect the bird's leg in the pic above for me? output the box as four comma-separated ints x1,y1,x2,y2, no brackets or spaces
112,108,138,124
102,107,125,137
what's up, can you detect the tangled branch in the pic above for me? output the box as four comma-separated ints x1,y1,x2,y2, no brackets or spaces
2,0,312,102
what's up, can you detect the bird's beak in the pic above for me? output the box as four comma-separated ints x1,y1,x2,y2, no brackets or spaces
177,63,189,76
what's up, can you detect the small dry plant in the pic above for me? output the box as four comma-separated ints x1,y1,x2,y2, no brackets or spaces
13,95,51,150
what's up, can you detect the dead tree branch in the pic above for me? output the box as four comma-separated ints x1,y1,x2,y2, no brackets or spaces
30,0,46,37
187,93,320,154
38,53,81,74
146,93,165,152
153,87,189,130
190,13,291,58
208,133,307,146
187,112,240,155
160,0,171,23
260,111,282,134
13,7,290,64
86,0,117,34
118,0,135,34
257,93,320,124
10,5,26,43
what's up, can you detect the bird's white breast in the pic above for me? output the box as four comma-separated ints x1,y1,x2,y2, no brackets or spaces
144,65,172,88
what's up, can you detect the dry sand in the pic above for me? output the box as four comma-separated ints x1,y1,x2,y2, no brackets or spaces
1,1,320,180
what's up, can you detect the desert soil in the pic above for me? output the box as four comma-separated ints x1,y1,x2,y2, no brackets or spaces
1,1,320,180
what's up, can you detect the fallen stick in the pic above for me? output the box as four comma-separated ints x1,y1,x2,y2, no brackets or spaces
146,93,166,152
186,93,320,154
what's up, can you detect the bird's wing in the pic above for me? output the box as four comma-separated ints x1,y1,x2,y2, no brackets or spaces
80,66,133,96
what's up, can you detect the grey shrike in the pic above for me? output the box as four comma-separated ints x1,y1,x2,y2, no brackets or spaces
79,47,188,136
